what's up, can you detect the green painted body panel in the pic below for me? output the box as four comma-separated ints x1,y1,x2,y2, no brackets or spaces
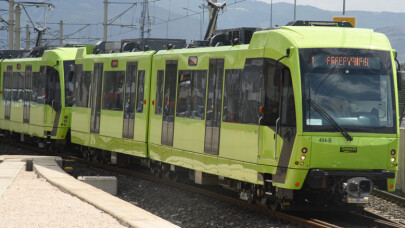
150,143,272,184
71,48,154,156
220,122,259,163
173,117,205,153
100,110,123,138
310,136,394,170
72,131,147,157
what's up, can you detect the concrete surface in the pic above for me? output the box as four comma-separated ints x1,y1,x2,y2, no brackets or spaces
0,155,179,228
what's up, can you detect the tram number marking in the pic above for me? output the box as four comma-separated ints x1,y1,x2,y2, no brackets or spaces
319,138,332,143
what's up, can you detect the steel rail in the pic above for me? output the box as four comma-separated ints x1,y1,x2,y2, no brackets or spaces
372,188,405,206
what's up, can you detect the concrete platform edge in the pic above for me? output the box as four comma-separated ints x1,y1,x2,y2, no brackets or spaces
32,159,178,228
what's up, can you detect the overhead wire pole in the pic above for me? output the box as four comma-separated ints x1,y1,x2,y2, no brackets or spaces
294,0,296,20
14,4,20,50
104,0,139,42
343,0,346,15
25,24,29,50
104,0,108,41
166,0,170,39
140,0,151,40
8,0,14,49
270,0,272,27
59,20,63,46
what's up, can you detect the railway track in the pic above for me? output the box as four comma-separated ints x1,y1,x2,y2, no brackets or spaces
372,188,405,207
1,138,403,228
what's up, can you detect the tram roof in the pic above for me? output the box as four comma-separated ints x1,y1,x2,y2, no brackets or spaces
2,47,81,64
155,26,392,57
261,26,392,51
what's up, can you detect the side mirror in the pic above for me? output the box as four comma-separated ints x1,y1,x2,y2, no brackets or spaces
397,71,405,91
273,67,281,87
68,71,74,82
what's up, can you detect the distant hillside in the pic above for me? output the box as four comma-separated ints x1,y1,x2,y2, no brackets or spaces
375,26,405,60
44,1,405,60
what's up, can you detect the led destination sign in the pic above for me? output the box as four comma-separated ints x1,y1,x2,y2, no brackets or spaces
311,55,380,70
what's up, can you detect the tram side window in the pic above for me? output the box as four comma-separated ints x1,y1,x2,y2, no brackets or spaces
64,61,75,107
12,72,24,102
74,64,92,108
223,59,263,124
31,69,46,103
37,66,46,103
46,66,61,107
263,60,279,126
136,70,145,113
155,70,164,115
3,67,12,102
25,66,32,103
2,71,6,100
32,72,38,103
103,71,125,111
223,69,242,123
280,68,296,127
176,70,207,119
11,73,17,101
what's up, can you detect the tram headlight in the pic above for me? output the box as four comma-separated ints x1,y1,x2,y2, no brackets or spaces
391,157,395,162
300,155,306,160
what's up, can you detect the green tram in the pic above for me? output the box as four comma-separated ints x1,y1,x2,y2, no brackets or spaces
0,48,81,147
1,23,400,209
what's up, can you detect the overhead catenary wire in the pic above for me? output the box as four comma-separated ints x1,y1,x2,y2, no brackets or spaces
0,0,248,48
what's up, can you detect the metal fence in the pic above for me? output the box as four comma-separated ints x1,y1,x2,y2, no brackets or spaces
397,128,405,192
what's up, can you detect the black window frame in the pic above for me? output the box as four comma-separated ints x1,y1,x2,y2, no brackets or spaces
155,70,165,115
136,70,145,113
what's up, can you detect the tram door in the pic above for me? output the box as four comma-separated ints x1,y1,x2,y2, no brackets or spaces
45,67,61,127
204,59,224,154
90,63,103,134
4,66,12,120
123,62,137,139
23,65,32,123
161,60,177,146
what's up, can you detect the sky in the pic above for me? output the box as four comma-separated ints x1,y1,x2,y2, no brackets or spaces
257,0,405,13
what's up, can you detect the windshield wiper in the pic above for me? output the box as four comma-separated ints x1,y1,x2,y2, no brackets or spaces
306,98,353,141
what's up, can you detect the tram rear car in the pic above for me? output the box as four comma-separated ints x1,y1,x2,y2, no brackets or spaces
0,48,78,147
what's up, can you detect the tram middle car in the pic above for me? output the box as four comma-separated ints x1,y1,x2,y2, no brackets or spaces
0,48,80,148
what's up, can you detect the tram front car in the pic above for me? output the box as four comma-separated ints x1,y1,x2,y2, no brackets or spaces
263,24,401,208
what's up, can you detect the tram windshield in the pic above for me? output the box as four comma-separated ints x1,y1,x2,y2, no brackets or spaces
300,48,396,133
